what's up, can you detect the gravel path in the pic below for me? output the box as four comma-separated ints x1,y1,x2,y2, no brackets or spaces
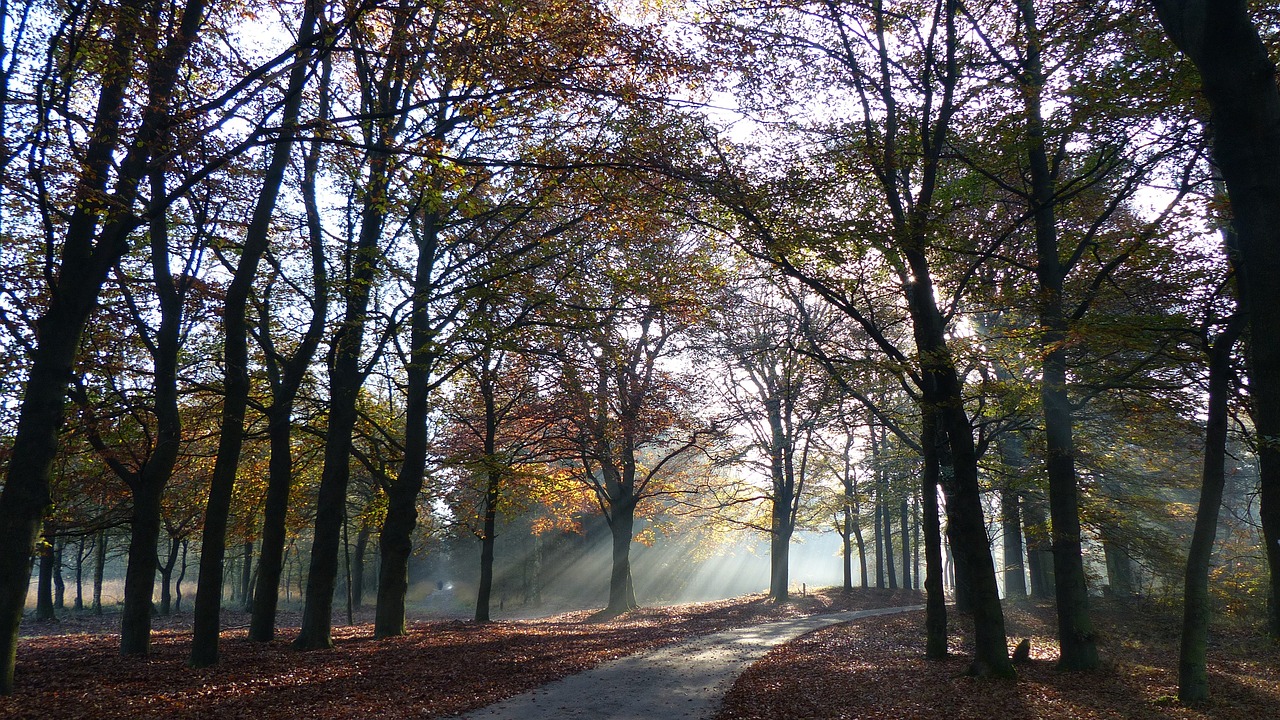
458,604,923,720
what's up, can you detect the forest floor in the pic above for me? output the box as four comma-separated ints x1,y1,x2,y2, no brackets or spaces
1,587,917,719
717,597,1280,720
4,589,1275,719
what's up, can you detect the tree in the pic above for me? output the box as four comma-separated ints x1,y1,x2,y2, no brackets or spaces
713,282,836,602
1150,0,1280,642
191,0,324,666
0,0,211,692
545,209,723,616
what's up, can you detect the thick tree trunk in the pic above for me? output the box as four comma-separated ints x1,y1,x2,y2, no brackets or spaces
1180,314,1243,700
373,210,440,637
921,410,948,659
373,481,418,638
605,499,639,616
120,484,162,655
1152,0,1280,640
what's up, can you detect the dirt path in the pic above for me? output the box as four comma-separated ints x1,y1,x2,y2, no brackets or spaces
458,605,923,720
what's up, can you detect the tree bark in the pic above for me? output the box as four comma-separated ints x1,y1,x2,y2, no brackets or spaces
605,500,639,615
921,409,948,659
1151,0,1280,640
92,531,106,616
36,538,54,622
1179,313,1243,700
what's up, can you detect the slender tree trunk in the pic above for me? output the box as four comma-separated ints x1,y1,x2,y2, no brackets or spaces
476,471,501,622
249,45,329,642
240,541,254,612
93,531,106,615
74,537,85,611
52,540,65,610
36,538,54,621
352,525,369,610
853,514,868,588
921,410,947,659
190,1,319,663
874,495,885,589
999,430,1029,600
160,536,180,616
1000,488,1028,600
1023,493,1055,598
374,209,440,638
883,485,897,591
175,540,188,613
1179,313,1243,700
900,497,910,590
1151,0,1280,640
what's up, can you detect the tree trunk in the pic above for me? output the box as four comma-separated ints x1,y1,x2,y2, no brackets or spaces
241,540,254,613
373,480,418,638
1102,533,1135,598
159,535,180,616
903,243,1011,677
248,46,329,641
176,540,188,613
475,471,501,622
874,497,885,589
74,537,85,611
900,497,911,590
52,540,65,610
0,0,208,688
1151,0,1280,640
36,538,54,622
190,4,318,663
1000,489,1028,600
120,483,163,655
921,410,948,659
853,514,868,588
1179,313,1243,700
1023,493,1055,598
249,405,297,642
605,500,638,616
999,430,1029,600
93,531,106,616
